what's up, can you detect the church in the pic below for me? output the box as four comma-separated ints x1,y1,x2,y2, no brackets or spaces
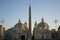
33,18,51,40
11,19,28,40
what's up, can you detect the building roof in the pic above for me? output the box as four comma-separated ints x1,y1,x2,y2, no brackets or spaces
14,19,28,30
37,18,49,28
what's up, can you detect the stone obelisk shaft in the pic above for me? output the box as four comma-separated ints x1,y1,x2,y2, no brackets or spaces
28,5,31,40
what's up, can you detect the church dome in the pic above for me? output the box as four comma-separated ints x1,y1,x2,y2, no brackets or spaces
15,23,22,27
37,18,49,30
14,19,28,30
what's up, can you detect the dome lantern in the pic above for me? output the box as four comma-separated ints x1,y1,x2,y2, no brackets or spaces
41,18,44,22
18,19,21,23
24,21,27,25
35,21,37,25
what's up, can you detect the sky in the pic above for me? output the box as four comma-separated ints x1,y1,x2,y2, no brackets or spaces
0,0,60,30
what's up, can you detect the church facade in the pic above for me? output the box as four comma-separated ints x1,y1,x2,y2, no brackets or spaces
12,19,28,40
33,18,51,40
5,19,28,40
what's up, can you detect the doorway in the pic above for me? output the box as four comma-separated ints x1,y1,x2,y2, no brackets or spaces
21,35,25,40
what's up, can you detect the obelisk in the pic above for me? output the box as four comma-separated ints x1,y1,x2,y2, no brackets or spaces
28,3,31,40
